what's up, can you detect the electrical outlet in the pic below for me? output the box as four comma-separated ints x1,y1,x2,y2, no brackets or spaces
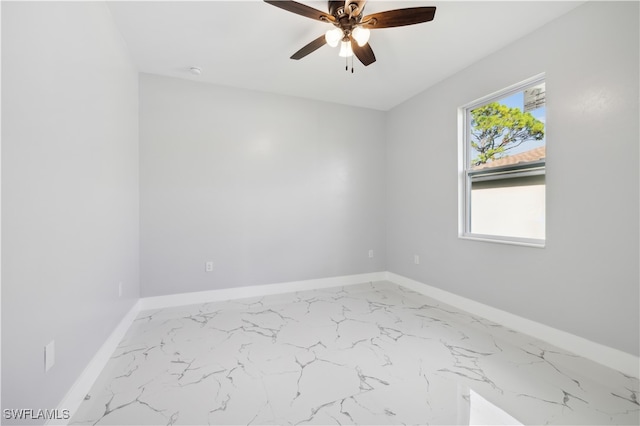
118,282,123,298
368,249,374,258
205,261,214,272
414,255,420,265
45,340,55,372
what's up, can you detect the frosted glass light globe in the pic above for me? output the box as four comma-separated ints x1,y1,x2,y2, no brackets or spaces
352,27,370,47
325,28,343,48
338,40,354,57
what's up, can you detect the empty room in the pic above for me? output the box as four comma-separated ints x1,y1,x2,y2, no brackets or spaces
2,0,639,425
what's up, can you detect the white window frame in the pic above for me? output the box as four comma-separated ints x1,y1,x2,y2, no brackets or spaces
458,74,546,248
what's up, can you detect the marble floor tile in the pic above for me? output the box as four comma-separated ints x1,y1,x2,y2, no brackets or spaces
70,281,639,425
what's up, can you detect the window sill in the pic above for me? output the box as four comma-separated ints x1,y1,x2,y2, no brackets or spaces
459,234,545,248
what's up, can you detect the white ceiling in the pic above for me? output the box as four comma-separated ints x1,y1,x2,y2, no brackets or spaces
107,0,584,110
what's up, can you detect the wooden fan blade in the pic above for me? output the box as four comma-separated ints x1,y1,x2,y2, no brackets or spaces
362,7,436,29
264,0,335,22
291,34,327,60
351,39,376,66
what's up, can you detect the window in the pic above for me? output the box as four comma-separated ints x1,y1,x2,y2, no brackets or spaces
459,75,546,247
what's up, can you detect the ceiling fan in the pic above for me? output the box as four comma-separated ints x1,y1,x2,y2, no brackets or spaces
264,0,436,70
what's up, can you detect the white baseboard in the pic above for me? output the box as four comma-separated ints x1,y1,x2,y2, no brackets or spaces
138,271,387,311
48,300,141,426
387,272,639,379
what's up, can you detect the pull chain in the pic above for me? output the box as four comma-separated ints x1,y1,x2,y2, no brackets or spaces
345,55,354,73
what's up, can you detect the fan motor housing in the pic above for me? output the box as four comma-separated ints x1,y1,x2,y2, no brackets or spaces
328,0,365,35
329,0,366,19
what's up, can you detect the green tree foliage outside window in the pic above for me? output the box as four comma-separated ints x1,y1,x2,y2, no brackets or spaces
470,102,545,166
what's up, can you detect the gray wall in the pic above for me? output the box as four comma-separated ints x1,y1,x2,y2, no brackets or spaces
385,1,639,356
1,1,139,419
139,74,386,297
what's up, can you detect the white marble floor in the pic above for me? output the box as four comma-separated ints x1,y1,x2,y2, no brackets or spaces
71,281,639,425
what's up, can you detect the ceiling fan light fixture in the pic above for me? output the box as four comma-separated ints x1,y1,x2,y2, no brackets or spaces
338,40,354,58
325,28,342,47
263,0,437,68
352,26,370,47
